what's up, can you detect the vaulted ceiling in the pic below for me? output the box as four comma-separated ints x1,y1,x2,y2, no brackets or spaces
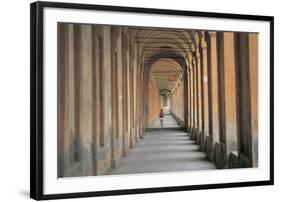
129,27,198,94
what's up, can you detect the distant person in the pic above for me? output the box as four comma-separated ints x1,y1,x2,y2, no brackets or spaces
159,109,164,127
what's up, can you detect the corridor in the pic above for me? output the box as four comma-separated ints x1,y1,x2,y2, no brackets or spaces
110,115,215,175
57,23,259,177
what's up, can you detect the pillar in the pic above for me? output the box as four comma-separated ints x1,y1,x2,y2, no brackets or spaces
58,23,73,177
189,60,194,131
208,32,220,145
184,64,189,130
196,51,203,135
248,33,258,167
220,32,238,155
187,67,191,130
103,26,112,170
110,28,118,169
117,28,124,160
193,57,197,131
201,36,209,139
122,30,129,156
79,25,93,176
67,24,76,172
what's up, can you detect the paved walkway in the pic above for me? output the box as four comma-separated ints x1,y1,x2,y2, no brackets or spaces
109,115,216,175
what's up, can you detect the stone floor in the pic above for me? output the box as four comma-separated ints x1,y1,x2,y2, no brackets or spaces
109,115,216,175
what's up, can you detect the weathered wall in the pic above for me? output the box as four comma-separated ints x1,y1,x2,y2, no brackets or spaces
147,78,161,127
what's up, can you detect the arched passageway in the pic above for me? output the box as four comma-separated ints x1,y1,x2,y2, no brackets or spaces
57,23,258,177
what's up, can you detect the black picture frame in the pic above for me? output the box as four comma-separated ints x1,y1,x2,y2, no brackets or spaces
30,1,274,200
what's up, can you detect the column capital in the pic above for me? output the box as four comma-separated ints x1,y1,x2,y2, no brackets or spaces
188,59,193,70
201,45,207,50
201,42,207,50
196,50,200,57
192,56,196,65
200,36,207,49
187,52,193,59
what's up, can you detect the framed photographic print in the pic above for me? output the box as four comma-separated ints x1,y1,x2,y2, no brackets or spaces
30,1,274,200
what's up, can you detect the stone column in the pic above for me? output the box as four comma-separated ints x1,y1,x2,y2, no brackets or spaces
182,80,184,121
125,44,129,151
133,47,138,143
117,29,124,156
208,32,220,145
175,85,178,117
130,46,136,147
110,28,120,169
140,64,144,136
91,27,102,174
58,23,73,177
122,31,129,156
195,51,203,145
102,26,112,171
181,79,185,121
196,51,202,133
189,60,193,131
178,82,180,119
128,46,132,148
177,85,180,117
178,83,180,119
201,37,209,139
193,57,197,131
179,81,182,121
248,33,258,167
137,57,143,138
173,87,176,115
91,27,99,175
135,57,139,138
221,32,238,155
187,68,191,130
79,25,93,176
184,64,189,130
67,24,76,171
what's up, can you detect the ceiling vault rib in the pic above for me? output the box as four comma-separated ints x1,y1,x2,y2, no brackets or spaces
131,28,195,94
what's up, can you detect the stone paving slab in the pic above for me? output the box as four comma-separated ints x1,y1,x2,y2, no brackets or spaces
108,116,216,175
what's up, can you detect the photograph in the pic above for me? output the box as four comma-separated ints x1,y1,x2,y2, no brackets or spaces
30,1,273,199
57,23,259,177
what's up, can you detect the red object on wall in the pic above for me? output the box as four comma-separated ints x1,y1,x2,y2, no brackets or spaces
168,75,177,81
